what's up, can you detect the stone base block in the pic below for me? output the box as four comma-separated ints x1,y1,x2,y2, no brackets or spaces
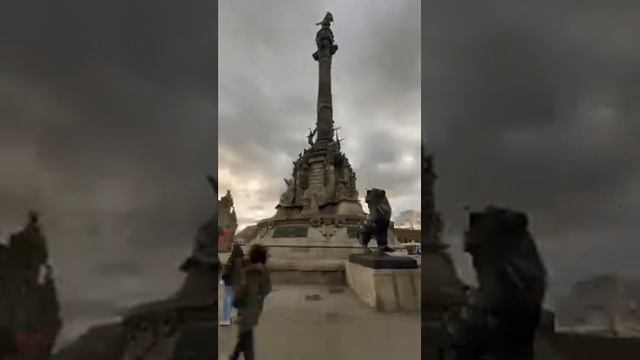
270,270,345,285
346,260,420,312
267,258,346,285
348,253,418,269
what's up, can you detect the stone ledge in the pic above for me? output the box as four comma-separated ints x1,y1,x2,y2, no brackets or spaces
267,258,345,272
346,261,420,312
348,253,418,269
265,258,346,285
270,269,345,285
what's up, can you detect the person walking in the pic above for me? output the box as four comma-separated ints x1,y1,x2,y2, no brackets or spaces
220,242,245,326
229,244,271,360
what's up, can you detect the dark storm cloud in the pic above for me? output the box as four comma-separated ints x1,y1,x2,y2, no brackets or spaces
423,1,640,293
0,0,216,341
219,0,421,226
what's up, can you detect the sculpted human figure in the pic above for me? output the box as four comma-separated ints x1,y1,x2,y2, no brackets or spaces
279,178,295,205
335,131,343,150
219,189,234,211
298,163,310,190
316,12,333,27
301,189,316,214
307,128,317,146
313,11,337,61
302,185,326,215
9,210,48,270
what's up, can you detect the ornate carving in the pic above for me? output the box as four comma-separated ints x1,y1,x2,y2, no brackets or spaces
307,128,317,146
335,128,343,150
219,190,233,210
325,163,336,200
309,217,322,227
316,12,333,27
348,171,358,198
334,180,346,200
302,185,326,215
279,178,295,205
318,224,336,240
314,12,338,59
258,225,269,238
298,163,310,190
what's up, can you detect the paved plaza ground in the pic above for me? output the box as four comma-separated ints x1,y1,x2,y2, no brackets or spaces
218,282,421,360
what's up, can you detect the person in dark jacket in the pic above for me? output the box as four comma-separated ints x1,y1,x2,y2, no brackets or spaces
220,243,245,326
229,244,271,360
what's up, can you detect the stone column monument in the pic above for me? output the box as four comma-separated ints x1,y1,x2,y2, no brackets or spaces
313,12,338,147
249,12,400,264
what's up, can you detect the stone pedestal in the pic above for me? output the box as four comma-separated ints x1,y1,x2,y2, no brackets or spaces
348,253,418,269
267,258,345,285
346,254,420,312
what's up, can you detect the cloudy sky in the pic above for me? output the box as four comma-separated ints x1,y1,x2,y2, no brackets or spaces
423,1,640,300
0,1,217,343
218,0,421,229
1,0,639,346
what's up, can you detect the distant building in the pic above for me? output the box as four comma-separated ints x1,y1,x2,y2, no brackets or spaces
557,274,640,336
394,210,421,230
392,228,421,244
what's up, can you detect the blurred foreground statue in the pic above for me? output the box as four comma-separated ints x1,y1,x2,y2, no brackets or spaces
218,189,238,252
54,176,220,360
448,206,547,360
0,211,62,360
